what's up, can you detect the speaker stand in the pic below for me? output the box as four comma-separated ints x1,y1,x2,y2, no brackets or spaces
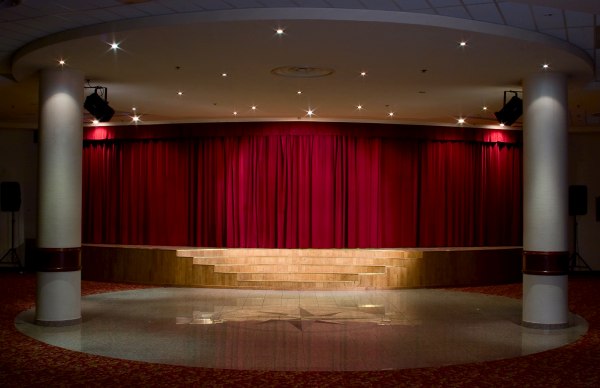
569,215,592,272
0,211,22,271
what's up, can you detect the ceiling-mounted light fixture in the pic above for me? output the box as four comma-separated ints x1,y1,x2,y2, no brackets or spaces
84,85,115,122
494,90,522,126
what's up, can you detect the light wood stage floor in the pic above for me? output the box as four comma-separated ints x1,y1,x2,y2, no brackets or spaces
81,245,523,290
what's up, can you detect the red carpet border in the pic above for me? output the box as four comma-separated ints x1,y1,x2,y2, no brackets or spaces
0,271,598,387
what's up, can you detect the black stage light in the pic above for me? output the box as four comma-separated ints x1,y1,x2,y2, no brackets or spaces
84,90,115,122
494,94,522,126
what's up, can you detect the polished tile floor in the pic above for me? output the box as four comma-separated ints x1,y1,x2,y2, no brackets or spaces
15,288,587,371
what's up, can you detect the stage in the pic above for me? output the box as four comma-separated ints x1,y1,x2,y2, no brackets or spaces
82,245,522,289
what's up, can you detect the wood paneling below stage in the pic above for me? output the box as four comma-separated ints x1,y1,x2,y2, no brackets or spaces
81,245,522,289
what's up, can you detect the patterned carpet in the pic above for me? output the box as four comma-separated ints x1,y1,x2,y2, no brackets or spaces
1,271,599,387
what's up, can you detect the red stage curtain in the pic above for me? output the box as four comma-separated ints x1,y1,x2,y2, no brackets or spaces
82,122,521,248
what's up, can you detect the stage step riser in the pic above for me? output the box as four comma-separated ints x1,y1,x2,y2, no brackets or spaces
193,256,408,266
235,280,357,290
236,273,359,282
178,248,422,259
213,264,386,274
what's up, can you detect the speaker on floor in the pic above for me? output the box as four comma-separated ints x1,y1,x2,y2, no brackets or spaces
569,185,587,216
0,181,21,212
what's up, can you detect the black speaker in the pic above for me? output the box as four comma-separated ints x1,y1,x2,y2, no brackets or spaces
1,181,21,212
569,185,587,216
84,92,115,122
494,95,523,126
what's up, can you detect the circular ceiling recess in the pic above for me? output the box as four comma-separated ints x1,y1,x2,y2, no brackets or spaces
271,66,335,78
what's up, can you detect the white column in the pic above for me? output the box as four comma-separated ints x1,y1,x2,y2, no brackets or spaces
522,72,569,329
35,67,84,326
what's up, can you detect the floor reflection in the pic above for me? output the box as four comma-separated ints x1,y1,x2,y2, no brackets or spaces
15,288,588,371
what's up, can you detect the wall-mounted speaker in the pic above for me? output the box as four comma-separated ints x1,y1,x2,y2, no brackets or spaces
569,185,587,216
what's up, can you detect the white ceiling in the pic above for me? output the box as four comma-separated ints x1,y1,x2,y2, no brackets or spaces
1,0,600,129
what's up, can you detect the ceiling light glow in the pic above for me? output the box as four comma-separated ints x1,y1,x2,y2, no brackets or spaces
457,118,466,125
110,42,120,50
276,28,284,35
58,59,66,66
542,63,550,69
459,41,467,47
177,91,183,96
357,105,363,110
360,71,367,77
388,112,394,117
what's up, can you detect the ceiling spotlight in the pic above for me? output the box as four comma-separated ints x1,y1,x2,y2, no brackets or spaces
494,91,522,126
58,59,66,66
306,108,315,117
132,115,141,122
388,112,394,117
275,28,284,35
109,42,120,50
457,118,466,125
360,71,367,77
84,86,115,122
357,105,363,110
542,63,550,70
251,105,257,111
221,73,228,77
177,91,183,96
482,105,488,111
233,111,238,116
459,41,467,47
297,90,302,95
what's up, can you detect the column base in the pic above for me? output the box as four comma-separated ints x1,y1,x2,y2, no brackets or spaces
521,320,570,330
35,317,82,327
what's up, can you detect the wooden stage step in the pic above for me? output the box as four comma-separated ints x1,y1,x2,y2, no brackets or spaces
176,248,416,290
81,245,523,290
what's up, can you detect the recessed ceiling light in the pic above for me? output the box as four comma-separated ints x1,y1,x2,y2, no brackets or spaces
275,28,284,35
499,123,505,127
357,105,363,110
132,115,141,122
233,111,238,116
297,90,302,95
221,73,228,77
110,42,120,50
542,63,550,70
457,118,466,125
132,107,137,111
306,108,315,117
459,41,467,47
482,106,488,111
388,112,394,117
360,71,367,77
92,119,99,125
251,106,257,110
177,91,183,96
58,59,65,66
